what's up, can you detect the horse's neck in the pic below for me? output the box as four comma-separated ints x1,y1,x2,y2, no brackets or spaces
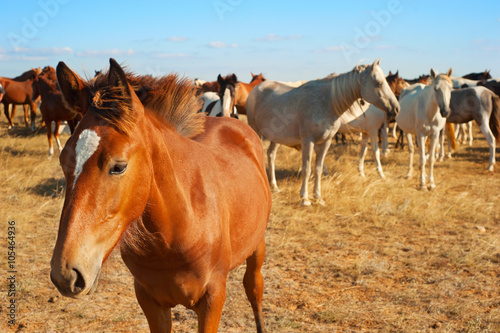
330,71,362,116
421,87,440,120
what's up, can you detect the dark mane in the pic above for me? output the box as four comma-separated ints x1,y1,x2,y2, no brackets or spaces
88,69,204,137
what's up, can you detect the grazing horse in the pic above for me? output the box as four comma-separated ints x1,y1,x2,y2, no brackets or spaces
36,66,80,156
395,68,453,190
247,59,399,206
234,73,266,115
442,86,500,171
50,59,272,333
0,68,41,129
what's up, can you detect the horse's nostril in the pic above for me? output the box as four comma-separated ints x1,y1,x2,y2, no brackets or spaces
72,268,86,294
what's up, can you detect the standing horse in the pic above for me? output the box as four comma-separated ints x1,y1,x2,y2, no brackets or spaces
36,66,80,156
441,86,500,171
246,59,399,206
395,68,453,190
217,73,239,118
0,68,41,130
233,73,266,115
50,59,271,333
337,72,405,178
462,70,491,81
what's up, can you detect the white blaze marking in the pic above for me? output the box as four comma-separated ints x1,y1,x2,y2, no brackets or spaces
222,88,232,116
73,129,101,187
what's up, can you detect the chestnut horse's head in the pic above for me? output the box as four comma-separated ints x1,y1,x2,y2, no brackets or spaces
50,59,153,298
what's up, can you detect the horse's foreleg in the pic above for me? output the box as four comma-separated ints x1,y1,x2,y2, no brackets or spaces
478,123,495,171
134,280,173,333
428,133,439,190
244,237,267,333
467,121,473,146
417,134,428,190
358,133,369,178
266,141,280,192
438,128,445,162
46,121,54,157
23,105,30,128
405,133,414,179
4,103,14,128
381,120,390,157
312,139,331,206
391,121,398,138
195,279,227,333
369,131,385,178
54,121,63,155
29,102,37,131
300,139,314,206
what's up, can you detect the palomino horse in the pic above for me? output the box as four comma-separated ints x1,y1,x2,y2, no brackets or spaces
246,59,399,206
337,72,405,178
441,86,500,171
395,68,453,190
233,73,266,115
50,59,272,333
0,68,41,130
36,66,80,156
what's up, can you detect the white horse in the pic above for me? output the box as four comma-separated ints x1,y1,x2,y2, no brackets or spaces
450,77,480,89
442,86,500,171
338,101,396,178
395,69,453,190
276,80,307,88
246,59,399,206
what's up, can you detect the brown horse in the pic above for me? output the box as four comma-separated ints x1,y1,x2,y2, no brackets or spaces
50,59,272,333
234,73,266,115
36,66,80,156
0,68,41,130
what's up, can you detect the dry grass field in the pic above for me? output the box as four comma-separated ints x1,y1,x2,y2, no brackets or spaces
1,108,499,332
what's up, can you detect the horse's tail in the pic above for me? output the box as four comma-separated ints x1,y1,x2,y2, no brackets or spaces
489,93,500,142
446,122,457,150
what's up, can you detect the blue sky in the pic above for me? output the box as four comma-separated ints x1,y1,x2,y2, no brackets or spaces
1,0,499,82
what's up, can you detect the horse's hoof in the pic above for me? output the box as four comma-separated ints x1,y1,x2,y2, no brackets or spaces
405,174,412,179
359,172,366,178
488,166,494,172
428,184,436,191
314,197,326,206
301,199,312,207
379,173,386,179
270,185,281,193
419,184,427,191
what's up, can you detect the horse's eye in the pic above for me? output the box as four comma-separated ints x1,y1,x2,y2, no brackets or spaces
110,163,127,175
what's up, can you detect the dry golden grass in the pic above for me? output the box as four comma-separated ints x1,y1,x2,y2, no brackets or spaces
1,108,499,332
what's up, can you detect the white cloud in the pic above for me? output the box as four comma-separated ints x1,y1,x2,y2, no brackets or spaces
167,36,188,42
208,41,238,49
255,33,302,42
77,49,136,58
153,53,189,59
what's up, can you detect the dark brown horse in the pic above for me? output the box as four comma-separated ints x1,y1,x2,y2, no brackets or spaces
50,59,272,332
479,80,500,97
36,66,80,156
0,68,41,130
404,74,430,85
462,70,491,81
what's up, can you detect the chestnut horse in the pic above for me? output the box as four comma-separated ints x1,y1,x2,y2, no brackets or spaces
50,59,272,333
234,73,266,115
36,66,80,156
0,68,41,130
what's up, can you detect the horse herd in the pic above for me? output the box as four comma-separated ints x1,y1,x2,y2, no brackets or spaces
1,59,500,332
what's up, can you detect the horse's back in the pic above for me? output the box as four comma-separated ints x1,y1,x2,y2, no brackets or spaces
396,84,426,133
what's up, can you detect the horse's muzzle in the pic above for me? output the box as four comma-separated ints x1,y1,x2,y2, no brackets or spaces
440,107,451,118
50,264,100,299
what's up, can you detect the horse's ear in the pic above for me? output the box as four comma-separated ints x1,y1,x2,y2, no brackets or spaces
373,58,381,67
446,68,453,77
108,58,131,101
217,74,224,85
389,71,393,76
56,61,90,115
430,69,436,78
251,72,255,77
395,70,399,77
232,73,238,82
